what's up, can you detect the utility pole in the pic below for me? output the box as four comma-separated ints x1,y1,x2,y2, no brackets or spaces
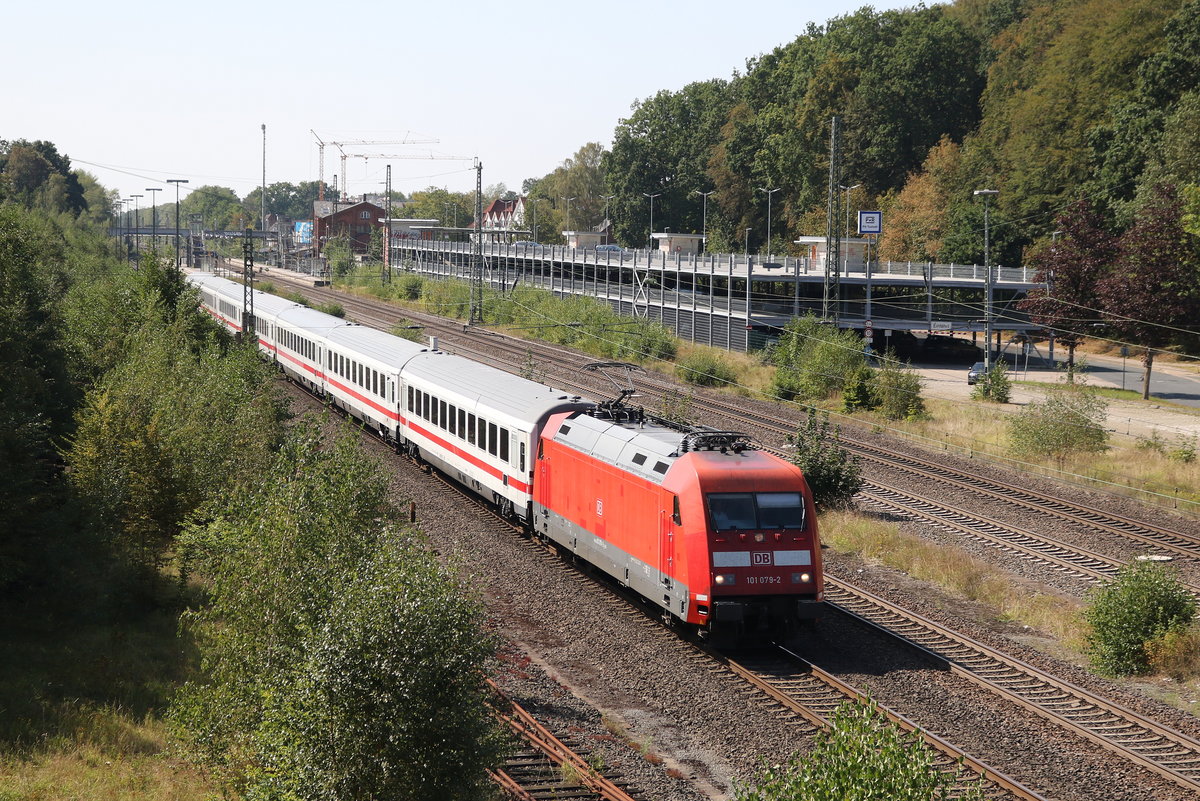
167,179,188,275
383,164,392,284
261,124,267,233
822,116,843,324
129,193,143,264
690,189,714,251
243,228,255,342
469,159,484,324
974,188,1000,369
144,187,161,253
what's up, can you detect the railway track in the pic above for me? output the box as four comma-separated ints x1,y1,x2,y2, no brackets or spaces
823,577,1200,795
719,646,1042,800
402,405,1041,800
488,679,641,801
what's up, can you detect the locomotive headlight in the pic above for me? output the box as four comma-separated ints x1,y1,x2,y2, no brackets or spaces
753,532,766,543
792,572,812,583
714,573,736,586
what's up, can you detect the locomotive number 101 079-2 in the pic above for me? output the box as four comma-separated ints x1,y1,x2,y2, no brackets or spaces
745,575,783,585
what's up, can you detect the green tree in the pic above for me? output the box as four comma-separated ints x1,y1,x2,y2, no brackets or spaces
1097,183,1200,399
173,423,504,800
1007,384,1109,464
179,185,246,231
736,697,985,801
1084,560,1197,676
66,301,284,571
787,410,862,509
0,205,76,590
605,79,734,246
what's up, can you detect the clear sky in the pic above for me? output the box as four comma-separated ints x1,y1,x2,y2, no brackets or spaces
7,0,918,207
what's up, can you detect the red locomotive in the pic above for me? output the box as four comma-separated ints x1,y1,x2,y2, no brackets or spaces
532,393,823,642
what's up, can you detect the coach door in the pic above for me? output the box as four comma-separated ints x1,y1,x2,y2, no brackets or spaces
659,510,675,596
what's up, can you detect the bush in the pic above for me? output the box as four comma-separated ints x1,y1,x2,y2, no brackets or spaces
398,274,423,300
1083,560,1197,676
314,301,344,318
971,360,1011,402
735,698,986,801
787,410,863,509
1008,385,1109,464
769,316,867,402
872,354,926,420
173,424,505,799
841,363,876,412
1145,626,1200,680
677,350,737,387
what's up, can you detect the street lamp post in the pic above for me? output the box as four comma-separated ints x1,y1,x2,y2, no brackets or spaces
839,183,861,238
756,187,780,257
145,187,161,252
130,194,143,262
973,189,1000,369
744,227,751,256
642,192,661,251
167,179,188,273
690,189,715,252
560,196,577,232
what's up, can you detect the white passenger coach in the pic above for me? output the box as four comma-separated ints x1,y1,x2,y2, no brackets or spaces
189,273,591,519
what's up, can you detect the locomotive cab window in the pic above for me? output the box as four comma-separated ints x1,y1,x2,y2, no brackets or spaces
757,492,806,529
707,492,805,531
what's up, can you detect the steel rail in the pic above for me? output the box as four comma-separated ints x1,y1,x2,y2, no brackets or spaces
824,576,1200,794
487,678,640,801
710,646,1046,800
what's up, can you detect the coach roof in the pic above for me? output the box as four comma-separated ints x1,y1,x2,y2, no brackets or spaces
402,350,592,425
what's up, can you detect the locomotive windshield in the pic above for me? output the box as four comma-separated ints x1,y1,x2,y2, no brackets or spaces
707,492,806,531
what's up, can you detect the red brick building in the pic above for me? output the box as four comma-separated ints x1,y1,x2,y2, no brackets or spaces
314,200,385,255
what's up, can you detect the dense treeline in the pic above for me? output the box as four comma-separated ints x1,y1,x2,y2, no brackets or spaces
0,159,502,796
550,0,1200,269
518,0,1200,363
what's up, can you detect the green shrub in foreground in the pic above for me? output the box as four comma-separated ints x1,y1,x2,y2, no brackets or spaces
1084,560,1196,676
735,698,985,801
787,410,862,509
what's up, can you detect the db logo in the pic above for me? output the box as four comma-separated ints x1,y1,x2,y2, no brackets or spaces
596,499,603,516
752,552,773,566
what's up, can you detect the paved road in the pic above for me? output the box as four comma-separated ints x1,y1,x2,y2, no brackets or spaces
909,345,1200,441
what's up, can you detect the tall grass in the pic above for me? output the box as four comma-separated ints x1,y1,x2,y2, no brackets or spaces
821,509,1085,647
0,586,214,799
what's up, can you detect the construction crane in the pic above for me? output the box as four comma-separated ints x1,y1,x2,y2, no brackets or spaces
310,131,439,201
337,151,473,201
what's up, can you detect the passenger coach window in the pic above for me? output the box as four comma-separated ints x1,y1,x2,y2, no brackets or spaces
448,405,457,436
467,414,476,445
499,428,509,462
488,423,498,456
439,401,447,428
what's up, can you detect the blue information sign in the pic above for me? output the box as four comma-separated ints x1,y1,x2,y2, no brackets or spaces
858,211,882,235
